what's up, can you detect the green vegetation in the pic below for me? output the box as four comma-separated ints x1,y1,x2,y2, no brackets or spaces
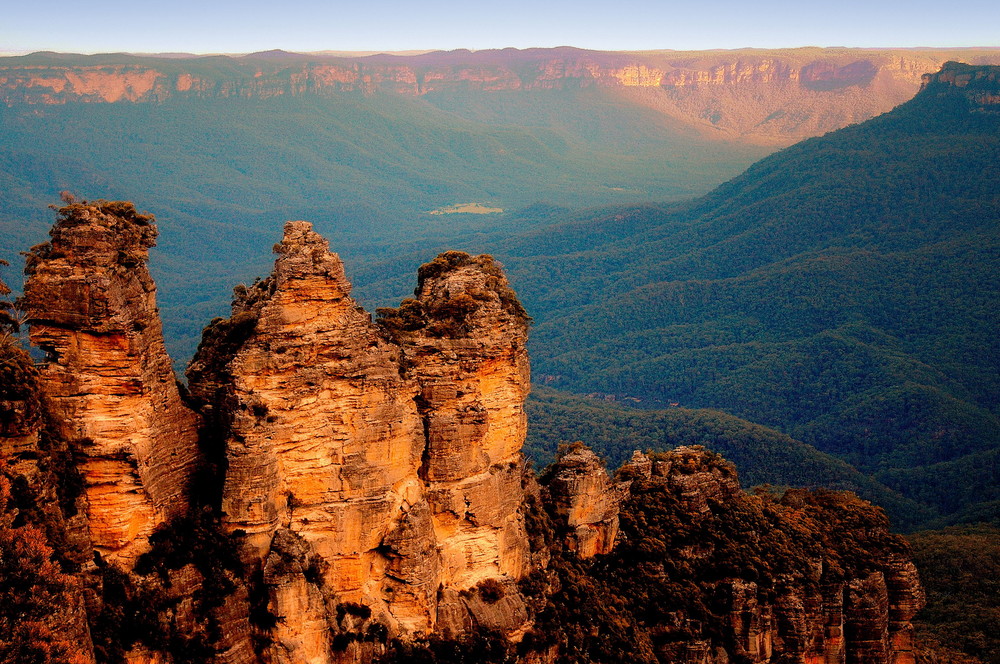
482,68,1000,529
90,513,246,664
908,524,1000,664
526,387,932,529
0,85,767,366
519,449,912,664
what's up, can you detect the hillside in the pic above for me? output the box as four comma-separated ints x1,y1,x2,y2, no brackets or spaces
469,62,1000,527
526,387,933,530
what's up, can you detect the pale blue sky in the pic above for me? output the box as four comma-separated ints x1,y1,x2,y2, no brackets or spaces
2,0,998,55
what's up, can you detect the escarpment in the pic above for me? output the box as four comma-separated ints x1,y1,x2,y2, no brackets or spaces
0,202,927,664
3,48,999,140
20,201,202,569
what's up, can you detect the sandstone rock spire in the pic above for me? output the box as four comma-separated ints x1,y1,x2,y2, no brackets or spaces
21,201,201,569
187,230,538,659
380,251,533,593
543,443,629,558
188,221,439,647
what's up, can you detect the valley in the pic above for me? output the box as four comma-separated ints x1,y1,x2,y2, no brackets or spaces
1,48,999,664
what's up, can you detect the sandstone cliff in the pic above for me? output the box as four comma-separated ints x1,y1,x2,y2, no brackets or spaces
524,446,925,664
186,225,535,661
3,48,1000,141
21,201,202,569
0,338,96,663
542,444,628,558
921,60,1000,109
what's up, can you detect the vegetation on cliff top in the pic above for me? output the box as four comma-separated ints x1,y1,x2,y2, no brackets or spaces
908,524,1000,664
377,250,529,337
0,473,84,664
526,387,932,530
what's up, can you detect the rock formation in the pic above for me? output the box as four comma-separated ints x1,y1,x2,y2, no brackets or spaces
595,447,927,664
922,60,1000,109
186,225,535,661
383,251,532,590
21,201,202,569
542,444,628,558
0,202,927,664
188,220,439,643
0,339,96,663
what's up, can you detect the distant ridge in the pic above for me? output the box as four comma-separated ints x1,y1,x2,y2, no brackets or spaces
4,46,1000,142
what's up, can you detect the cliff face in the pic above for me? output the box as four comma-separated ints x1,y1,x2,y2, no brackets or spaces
3,48,999,140
21,201,202,569
1,202,928,664
604,447,925,664
0,341,96,663
921,60,1000,109
385,252,532,589
188,220,438,643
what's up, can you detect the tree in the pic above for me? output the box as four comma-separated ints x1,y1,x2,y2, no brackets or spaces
0,472,87,663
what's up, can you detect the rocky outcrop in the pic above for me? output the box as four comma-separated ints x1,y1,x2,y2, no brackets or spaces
921,60,1000,110
3,48,1000,140
21,201,202,569
606,447,926,664
186,226,534,660
4,203,929,664
382,251,532,591
543,445,628,558
0,340,96,663
187,221,438,646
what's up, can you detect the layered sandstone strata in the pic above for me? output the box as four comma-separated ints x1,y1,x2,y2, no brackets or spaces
21,201,202,569
186,225,534,657
617,448,925,664
543,445,628,557
4,49,1000,140
380,251,534,636
382,251,533,590
0,341,96,663
187,221,437,638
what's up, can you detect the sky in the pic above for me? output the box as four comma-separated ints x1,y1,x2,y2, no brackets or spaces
2,0,999,55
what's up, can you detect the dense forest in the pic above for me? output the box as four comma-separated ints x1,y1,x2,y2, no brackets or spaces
473,63,1000,530
525,387,933,529
907,524,1000,664
0,79,767,362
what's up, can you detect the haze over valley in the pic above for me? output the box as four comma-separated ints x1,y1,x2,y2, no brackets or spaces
1,26,999,664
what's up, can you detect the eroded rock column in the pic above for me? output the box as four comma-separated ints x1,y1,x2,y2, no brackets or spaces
381,252,532,591
544,445,628,558
187,221,438,639
22,201,201,569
